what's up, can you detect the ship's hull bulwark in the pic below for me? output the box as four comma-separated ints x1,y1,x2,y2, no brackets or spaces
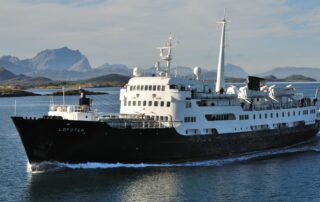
12,116,319,164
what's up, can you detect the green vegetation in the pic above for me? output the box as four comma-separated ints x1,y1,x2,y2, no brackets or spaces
0,86,40,97
48,89,107,96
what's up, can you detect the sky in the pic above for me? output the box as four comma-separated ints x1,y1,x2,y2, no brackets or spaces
0,0,319,74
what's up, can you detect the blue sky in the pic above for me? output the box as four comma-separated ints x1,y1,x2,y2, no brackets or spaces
0,0,320,73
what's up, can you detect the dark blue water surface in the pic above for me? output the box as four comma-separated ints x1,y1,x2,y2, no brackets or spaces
1,83,320,201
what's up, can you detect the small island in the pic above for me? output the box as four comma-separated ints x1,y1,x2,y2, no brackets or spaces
47,89,108,96
0,87,40,97
0,87,107,97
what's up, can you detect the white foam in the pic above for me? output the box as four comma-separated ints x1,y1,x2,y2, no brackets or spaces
30,144,320,173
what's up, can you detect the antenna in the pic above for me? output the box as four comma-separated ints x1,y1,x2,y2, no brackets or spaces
157,34,177,77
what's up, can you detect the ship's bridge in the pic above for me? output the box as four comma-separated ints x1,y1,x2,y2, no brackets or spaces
125,76,207,90
119,76,214,121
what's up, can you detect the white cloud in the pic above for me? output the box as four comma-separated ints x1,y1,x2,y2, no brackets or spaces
0,0,319,73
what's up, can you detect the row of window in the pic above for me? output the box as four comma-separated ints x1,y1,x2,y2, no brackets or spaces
202,109,315,122
247,109,314,120
184,116,196,123
147,115,169,121
129,85,166,91
124,100,171,107
239,115,249,120
205,114,236,121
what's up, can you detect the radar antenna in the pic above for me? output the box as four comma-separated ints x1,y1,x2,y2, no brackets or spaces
157,34,177,77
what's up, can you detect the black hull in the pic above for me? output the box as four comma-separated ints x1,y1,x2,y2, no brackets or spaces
12,116,319,164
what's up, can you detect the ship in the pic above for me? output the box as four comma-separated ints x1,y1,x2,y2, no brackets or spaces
12,16,320,167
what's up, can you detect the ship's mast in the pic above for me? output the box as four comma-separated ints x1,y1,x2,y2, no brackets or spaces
215,13,227,93
157,36,174,77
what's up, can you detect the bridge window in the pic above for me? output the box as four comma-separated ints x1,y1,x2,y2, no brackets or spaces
157,85,161,91
167,102,171,107
138,101,141,106
253,114,256,119
137,85,140,90
144,85,148,91
153,85,156,91
128,101,131,106
154,101,158,107
133,101,136,106
143,101,147,106
186,102,192,108
160,101,164,107
271,113,273,118
276,113,279,118
161,85,165,91
148,85,152,90
265,114,267,118
148,101,152,106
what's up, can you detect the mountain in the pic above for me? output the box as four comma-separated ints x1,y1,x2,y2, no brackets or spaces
83,74,130,83
0,46,249,80
93,63,131,76
283,75,316,82
224,64,248,78
5,75,52,84
28,69,87,81
31,47,91,72
263,74,316,82
0,67,52,87
142,64,248,79
0,47,92,80
263,75,278,81
260,67,320,80
0,56,33,74
0,66,17,80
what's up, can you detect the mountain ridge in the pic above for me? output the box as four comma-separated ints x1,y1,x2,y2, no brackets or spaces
259,67,320,80
1,47,319,81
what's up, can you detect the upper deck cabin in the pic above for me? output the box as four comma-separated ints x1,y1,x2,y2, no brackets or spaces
119,74,317,118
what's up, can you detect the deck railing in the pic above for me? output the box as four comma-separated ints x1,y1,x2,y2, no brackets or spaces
49,104,90,113
99,116,175,129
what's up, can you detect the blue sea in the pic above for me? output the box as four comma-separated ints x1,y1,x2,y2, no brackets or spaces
1,83,320,201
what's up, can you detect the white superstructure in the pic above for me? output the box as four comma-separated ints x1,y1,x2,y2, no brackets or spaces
119,74,317,136
117,15,318,136
47,16,318,137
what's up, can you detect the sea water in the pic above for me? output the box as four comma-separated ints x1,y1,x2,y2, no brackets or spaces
1,83,320,201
